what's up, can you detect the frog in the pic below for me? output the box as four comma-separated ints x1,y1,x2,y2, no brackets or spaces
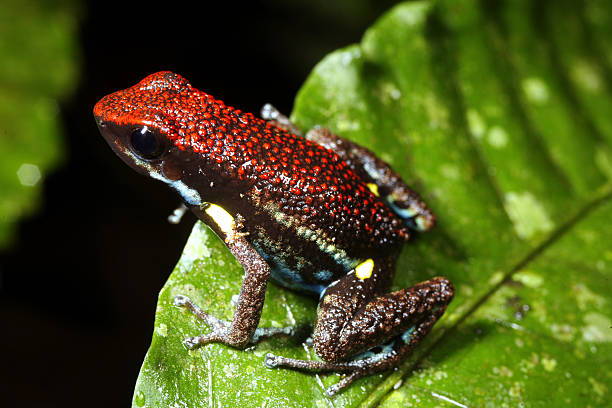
93,71,454,396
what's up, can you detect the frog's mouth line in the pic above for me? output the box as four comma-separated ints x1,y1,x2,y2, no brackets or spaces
95,117,155,174
95,117,203,206
95,118,128,159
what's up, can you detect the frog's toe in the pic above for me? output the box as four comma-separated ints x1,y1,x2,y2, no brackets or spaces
324,371,364,397
260,103,279,121
264,353,280,368
173,294,190,306
182,329,234,348
263,353,366,396
263,352,303,368
173,294,225,328
263,353,311,369
183,336,202,350
252,326,294,343
324,384,340,398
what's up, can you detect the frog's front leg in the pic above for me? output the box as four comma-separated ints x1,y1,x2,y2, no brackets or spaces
174,205,293,349
265,257,454,396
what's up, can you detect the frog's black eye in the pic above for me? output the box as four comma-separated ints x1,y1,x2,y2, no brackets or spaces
129,127,166,160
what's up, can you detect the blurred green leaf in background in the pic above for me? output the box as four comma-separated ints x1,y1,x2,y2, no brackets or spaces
0,0,80,249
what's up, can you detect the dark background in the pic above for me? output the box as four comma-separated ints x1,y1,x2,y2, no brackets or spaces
0,1,395,406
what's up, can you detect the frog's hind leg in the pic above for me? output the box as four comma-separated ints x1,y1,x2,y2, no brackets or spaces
265,258,454,396
266,311,445,396
304,127,435,232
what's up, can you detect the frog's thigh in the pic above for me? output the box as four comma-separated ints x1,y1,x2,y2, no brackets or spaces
314,259,454,363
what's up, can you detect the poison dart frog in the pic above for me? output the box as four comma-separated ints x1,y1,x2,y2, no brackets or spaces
94,72,454,396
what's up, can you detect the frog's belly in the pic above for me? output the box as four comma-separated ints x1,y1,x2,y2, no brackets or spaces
250,235,357,296
269,262,328,295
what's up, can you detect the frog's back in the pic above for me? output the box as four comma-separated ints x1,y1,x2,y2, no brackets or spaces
95,72,410,288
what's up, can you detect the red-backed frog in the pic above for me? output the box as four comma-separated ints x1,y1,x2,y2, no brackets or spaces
93,72,454,396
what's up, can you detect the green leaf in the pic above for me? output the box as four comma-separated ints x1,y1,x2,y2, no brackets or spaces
134,1,612,406
0,0,80,249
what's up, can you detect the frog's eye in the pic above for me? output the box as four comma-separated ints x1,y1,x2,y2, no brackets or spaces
129,126,166,160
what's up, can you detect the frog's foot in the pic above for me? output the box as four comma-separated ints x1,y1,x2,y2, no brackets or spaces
266,268,453,396
167,203,188,224
264,333,408,397
260,103,303,136
264,352,375,397
265,317,438,397
173,294,232,348
174,295,294,349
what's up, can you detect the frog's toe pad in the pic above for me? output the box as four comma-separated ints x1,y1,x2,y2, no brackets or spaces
325,384,341,398
264,353,280,368
173,294,190,307
183,336,202,349
260,103,279,120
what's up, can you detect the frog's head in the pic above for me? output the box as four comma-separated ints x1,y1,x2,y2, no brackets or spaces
94,71,204,205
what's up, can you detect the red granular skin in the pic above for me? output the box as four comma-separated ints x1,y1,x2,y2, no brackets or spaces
94,72,409,246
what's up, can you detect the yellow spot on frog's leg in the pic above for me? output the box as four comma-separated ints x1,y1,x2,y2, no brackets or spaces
204,203,234,234
366,183,380,197
355,259,374,280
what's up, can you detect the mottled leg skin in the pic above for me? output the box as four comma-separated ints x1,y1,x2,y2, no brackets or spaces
305,127,435,232
265,257,454,396
174,212,293,349
261,105,451,395
260,105,434,232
